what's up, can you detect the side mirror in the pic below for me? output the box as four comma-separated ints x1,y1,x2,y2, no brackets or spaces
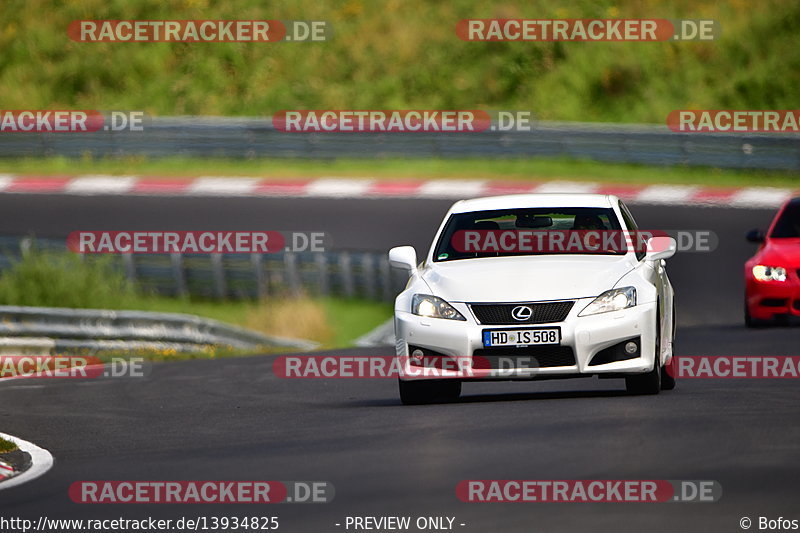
645,236,676,261
389,246,418,274
746,229,765,243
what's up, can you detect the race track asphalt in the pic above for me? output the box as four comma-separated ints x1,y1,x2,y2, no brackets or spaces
0,194,797,533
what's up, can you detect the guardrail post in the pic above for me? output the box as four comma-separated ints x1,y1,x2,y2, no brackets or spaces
284,252,301,296
171,253,188,298
210,253,227,299
680,134,690,165
315,253,328,296
122,254,137,283
338,252,354,298
19,237,32,257
362,253,376,299
251,253,267,300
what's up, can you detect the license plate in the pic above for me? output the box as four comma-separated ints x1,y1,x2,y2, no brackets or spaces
482,328,561,347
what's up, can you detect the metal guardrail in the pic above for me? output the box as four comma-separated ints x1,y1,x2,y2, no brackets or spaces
0,237,407,302
0,305,318,354
0,117,797,170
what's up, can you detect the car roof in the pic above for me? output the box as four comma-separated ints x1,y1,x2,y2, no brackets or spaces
449,193,618,213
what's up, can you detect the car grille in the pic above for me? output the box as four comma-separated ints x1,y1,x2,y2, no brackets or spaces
470,301,574,325
761,298,788,308
472,346,576,369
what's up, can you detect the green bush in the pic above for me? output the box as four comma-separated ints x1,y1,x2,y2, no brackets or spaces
0,437,17,453
0,250,140,309
0,0,797,122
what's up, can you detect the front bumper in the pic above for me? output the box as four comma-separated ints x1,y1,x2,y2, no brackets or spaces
746,277,800,320
395,299,657,381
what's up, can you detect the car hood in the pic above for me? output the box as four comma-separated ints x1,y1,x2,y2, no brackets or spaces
421,255,635,302
756,238,800,267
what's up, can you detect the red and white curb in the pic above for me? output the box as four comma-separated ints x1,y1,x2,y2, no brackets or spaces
0,174,796,208
0,459,14,478
0,432,53,490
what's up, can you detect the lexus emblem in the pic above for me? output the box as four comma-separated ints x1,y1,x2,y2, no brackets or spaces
511,305,532,321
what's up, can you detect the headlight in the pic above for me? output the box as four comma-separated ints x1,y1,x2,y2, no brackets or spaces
752,265,787,282
579,287,637,316
412,294,466,321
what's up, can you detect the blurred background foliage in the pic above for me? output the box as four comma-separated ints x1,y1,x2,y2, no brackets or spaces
0,0,798,122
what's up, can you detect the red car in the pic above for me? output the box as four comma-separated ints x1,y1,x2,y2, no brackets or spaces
745,197,800,326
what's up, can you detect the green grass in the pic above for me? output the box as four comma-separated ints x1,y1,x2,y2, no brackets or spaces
0,1,798,122
322,298,392,348
125,295,392,349
0,437,17,453
0,155,798,189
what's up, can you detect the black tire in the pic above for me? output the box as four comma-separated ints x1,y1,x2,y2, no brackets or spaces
744,299,758,328
661,355,676,391
399,379,461,405
661,305,677,391
744,294,770,328
626,362,661,395
626,306,662,395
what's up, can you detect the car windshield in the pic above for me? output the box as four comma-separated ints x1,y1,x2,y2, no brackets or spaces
433,207,625,262
770,200,800,238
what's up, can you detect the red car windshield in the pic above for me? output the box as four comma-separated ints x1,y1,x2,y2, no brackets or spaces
770,199,800,238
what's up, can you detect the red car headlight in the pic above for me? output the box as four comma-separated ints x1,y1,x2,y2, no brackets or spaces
752,265,787,282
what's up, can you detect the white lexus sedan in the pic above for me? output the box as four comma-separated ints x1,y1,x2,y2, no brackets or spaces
389,194,677,405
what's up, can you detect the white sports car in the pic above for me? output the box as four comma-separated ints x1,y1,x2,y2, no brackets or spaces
389,194,677,405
